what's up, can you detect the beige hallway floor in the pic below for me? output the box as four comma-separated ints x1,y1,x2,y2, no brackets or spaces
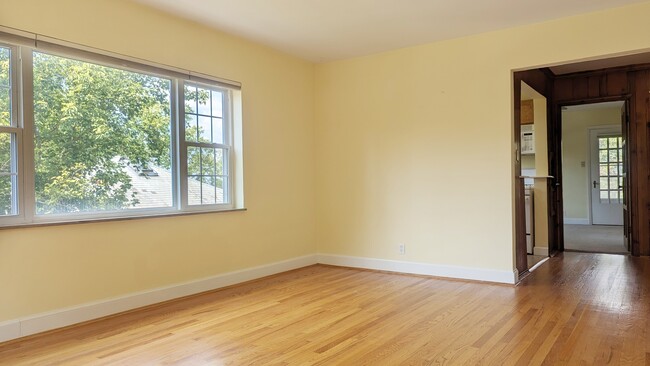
563,224,627,254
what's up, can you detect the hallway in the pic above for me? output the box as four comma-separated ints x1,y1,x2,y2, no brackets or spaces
564,224,627,254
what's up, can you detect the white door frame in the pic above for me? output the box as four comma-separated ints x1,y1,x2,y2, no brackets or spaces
588,125,623,225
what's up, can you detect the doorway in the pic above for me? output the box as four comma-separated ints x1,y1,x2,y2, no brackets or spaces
560,101,628,254
514,56,650,276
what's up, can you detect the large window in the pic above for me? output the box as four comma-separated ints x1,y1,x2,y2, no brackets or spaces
0,38,241,226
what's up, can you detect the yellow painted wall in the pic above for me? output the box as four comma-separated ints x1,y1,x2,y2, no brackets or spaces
314,2,650,271
0,0,315,321
3,0,650,324
562,106,622,220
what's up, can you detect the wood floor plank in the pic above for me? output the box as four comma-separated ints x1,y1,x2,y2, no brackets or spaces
0,253,649,365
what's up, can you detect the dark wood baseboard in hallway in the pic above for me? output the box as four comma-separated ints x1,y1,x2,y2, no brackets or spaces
1,253,648,365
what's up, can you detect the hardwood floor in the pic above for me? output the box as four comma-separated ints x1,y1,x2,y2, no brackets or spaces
1,252,648,365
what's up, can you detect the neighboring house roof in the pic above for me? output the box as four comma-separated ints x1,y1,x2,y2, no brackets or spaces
124,164,223,208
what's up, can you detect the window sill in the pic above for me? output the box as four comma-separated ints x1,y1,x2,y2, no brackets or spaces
0,208,248,230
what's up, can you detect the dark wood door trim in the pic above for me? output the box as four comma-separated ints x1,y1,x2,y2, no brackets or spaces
513,74,527,276
513,70,554,277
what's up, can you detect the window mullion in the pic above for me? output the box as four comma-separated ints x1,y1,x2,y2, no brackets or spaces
19,46,34,222
170,78,180,210
224,90,233,205
178,79,189,210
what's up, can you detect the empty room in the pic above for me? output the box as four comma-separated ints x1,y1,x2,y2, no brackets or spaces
2,0,650,364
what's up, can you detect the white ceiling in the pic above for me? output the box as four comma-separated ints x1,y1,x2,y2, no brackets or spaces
134,0,648,62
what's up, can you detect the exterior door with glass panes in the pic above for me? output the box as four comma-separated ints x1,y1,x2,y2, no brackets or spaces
590,128,624,225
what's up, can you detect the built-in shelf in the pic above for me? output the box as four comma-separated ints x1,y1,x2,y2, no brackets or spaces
519,176,554,179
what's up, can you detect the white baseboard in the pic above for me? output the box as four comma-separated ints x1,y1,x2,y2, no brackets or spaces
0,253,520,344
317,254,516,285
0,254,318,343
0,320,20,343
564,218,590,225
533,247,549,256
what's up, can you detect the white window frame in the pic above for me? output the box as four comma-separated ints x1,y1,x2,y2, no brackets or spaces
179,80,234,212
0,33,242,227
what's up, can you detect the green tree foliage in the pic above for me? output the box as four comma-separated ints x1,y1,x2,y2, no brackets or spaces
32,52,171,214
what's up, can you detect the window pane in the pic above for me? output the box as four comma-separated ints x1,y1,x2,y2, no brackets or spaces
185,114,197,142
0,47,10,126
0,132,11,173
600,191,609,200
608,137,618,149
0,85,8,127
215,149,224,175
599,164,607,176
609,177,618,190
608,164,618,176
600,178,608,190
0,132,16,216
33,52,173,215
201,176,216,204
197,87,211,116
201,148,216,176
599,150,607,163
211,90,222,118
184,86,197,113
215,176,225,204
187,176,202,206
0,175,13,215
610,190,619,200
213,117,223,144
609,149,618,162
198,116,211,143
187,175,217,206
187,146,201,176
598,138,607,149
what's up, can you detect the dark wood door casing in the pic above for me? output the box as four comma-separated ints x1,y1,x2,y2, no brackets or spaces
513,69,555,276
514,64,650,274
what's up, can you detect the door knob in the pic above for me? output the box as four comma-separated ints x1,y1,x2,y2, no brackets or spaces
593,180,599,188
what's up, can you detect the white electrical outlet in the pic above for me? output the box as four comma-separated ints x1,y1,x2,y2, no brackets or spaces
399,243,406,255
